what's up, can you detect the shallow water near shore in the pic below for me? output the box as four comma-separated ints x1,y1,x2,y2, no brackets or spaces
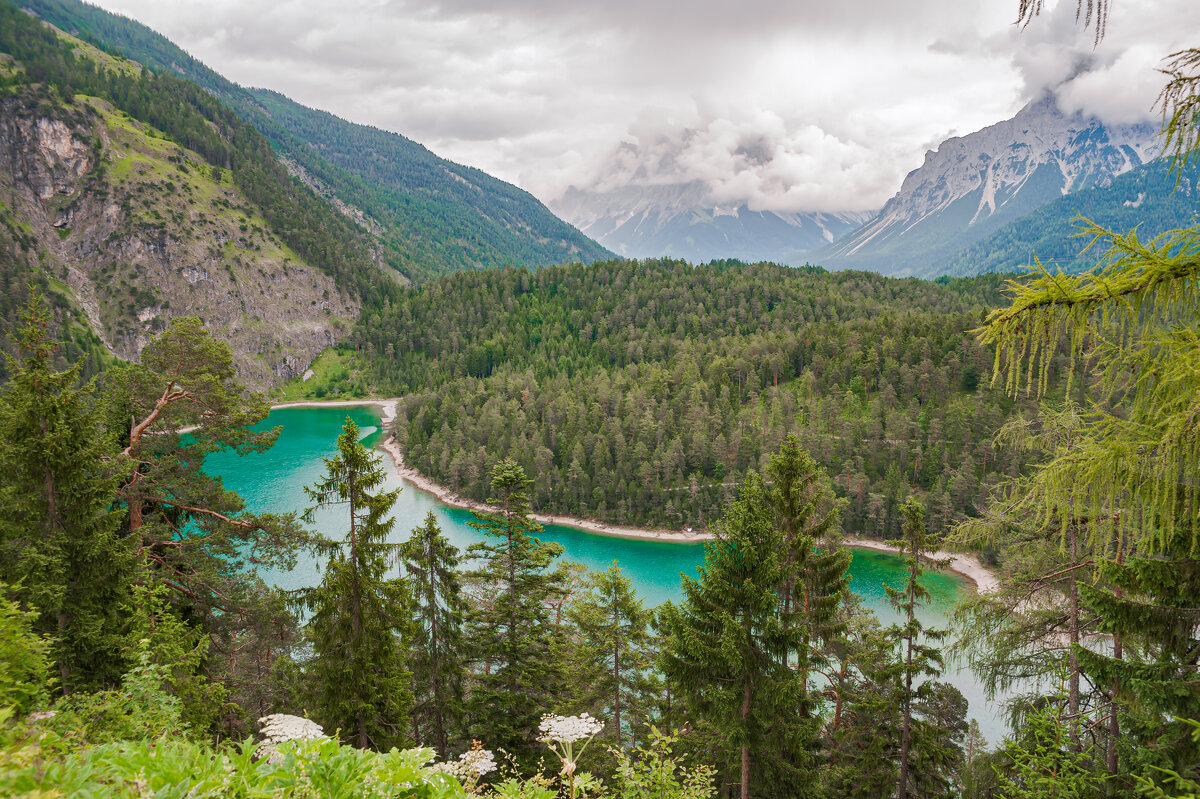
206,405,1007,742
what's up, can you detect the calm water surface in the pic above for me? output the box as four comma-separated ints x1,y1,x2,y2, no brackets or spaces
206,405,1007,742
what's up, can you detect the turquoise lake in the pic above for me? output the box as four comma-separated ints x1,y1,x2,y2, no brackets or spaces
205,404,1006,742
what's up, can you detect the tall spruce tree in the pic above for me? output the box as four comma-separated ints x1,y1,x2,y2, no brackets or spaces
465,457,565,766
660,473,812,799
569,562,656,750
400,510,466,758
766,435,850,699
302,418,414,750
0,292,132,692
887,498,952,799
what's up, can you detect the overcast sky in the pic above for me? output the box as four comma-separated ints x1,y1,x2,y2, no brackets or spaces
90,0,1199,213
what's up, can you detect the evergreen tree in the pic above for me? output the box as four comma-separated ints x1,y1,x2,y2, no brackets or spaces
100,317,319,729
765,435,850,699
823,607,901,799
0,292,132,692
887,498,952,799
400,510,465,758
1075,527,1200,786
302,418,414,750
465,457,565,767
569,562,656,750
660,473,812,799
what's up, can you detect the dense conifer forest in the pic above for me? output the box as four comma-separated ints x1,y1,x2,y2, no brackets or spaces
362,261,1043,539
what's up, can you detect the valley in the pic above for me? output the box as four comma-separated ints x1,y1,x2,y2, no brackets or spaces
0,0,1197,797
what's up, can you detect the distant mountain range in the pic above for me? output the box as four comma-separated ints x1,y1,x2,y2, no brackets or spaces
814,95,1162,276
551,179,870,265
23,0,610,284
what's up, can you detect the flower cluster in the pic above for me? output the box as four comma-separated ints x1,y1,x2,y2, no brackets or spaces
257,714,327,763
537,713,604,744
459,741,498,777
428,761,471,780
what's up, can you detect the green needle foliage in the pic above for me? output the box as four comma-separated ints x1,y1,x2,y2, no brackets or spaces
979,220,1200,554
301,418,414,751
766,435,850,700
569,563,656,751
401,511,467,759
887,498,952,799
0,292,132,692
1076,528,1200,782
660,473,812,799
465,458,565,767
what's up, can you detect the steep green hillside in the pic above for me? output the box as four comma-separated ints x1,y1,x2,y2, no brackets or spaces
0,3,385,388
947,159,1200,275
23,0,610,283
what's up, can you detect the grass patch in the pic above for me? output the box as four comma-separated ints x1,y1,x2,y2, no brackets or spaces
270,347,372,402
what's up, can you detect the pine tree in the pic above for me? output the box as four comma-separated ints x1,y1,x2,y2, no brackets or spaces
100,317,319,727
400,510,465,758
0,291,132,692
302,418,414,750
887,498,951,799
660,473,811,799
569,562,655,750
465,457,565,766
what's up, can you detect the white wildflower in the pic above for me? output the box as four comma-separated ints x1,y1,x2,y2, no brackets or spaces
429,761,470,779
537,712,605,798
257,713,327,763
460,743,498,776
537,712,604,744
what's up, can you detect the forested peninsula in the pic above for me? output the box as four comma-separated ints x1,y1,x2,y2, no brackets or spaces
364,261,1045,545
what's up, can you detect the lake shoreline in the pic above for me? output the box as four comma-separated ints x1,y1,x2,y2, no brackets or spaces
268,400,999,593
271,398,397,427
379,437,714,544
378,434,1000,594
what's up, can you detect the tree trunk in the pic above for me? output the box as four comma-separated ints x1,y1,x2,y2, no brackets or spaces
741,682,751,799
898,634,913,799
1107,518,1123,780
349,473,366,749
1068,521,1081,754
613,595,622,750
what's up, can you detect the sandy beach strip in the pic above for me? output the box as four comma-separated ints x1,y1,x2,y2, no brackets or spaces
271,398,398,426
379,437,711,544
377,436,1000,593
843,536,999,594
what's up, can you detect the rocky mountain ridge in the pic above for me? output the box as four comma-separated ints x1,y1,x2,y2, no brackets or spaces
815,95,1160,276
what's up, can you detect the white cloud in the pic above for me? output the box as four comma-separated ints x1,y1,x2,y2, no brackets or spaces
89,0,1198,213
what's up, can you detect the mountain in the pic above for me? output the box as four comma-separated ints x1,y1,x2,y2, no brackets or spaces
22,0,610,284
815,95,1160,277
0,2,382,388
552,179,870,265
944,159,1199,276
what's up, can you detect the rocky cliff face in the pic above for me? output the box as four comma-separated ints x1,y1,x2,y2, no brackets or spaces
0,92,359,391
816,95,1160,276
